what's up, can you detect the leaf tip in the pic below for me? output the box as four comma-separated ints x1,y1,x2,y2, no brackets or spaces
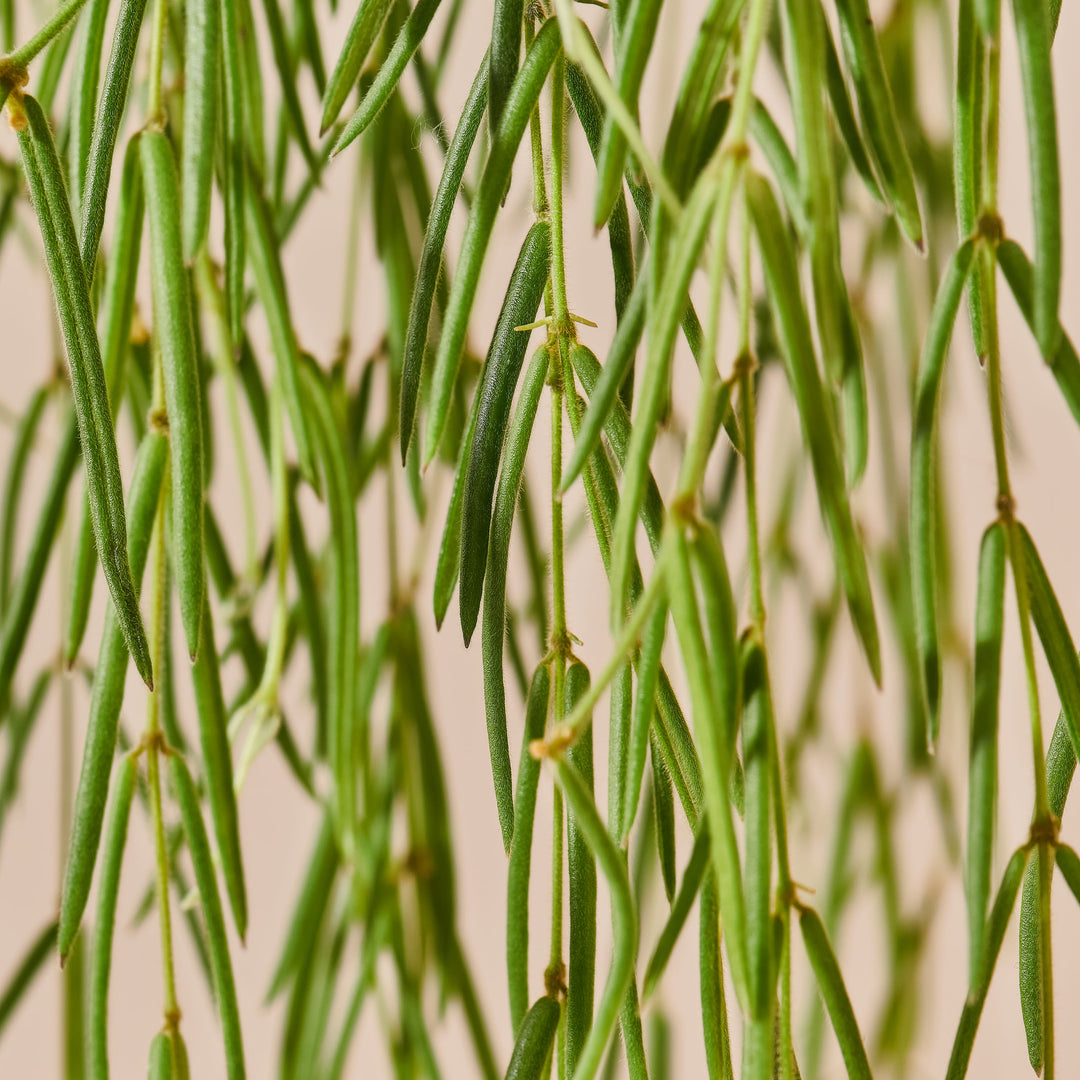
57,924,74,967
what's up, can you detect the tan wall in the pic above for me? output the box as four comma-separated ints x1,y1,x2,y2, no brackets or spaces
1,0,1079,1075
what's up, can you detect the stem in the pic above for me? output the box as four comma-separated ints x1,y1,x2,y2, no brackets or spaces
339,147,366,357
548,49,569,763
551,348,567,673
548,344,568,1003
223,374,287,795
675,168,736,499
6,0,90,70
978,45,1049,824
738,193,796,1049
526,16,549,218
675,0,769,503
146,487,179,1022
265,376,291,683
541,555,668,748
726,0,773,145
146,0,168,123
997,456,1047,816
978,33,1053,1074
548,0,679,217
59,507,82,1080
386,424,400,610
59,486,73,863
537,22,568,1012
548,52,568,665
738,204,764,633
194,255,258,585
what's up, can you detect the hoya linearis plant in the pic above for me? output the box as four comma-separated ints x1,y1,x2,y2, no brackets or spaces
0,0,1076,1071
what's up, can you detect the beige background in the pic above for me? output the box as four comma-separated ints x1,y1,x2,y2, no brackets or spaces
2,0,1080,1075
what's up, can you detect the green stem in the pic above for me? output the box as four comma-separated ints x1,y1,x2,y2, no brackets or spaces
726,0,773,145
145,488,179,1022
59,507,83,1080
737,204,764,633
261,376,290,689
146,0,168,123
6,0,90,70
540,22,568,1010
675,0,770,503
979,48,1049,825
549,0,679,217
545,555,668,746
551,352,567,681
526,15,549,218
549,350,568,1002
978,32,1053,1076
59,480,73,862
549,58,569,671
386,426,399,610
675,166,736,500
194,254,258,585
339,147,366,357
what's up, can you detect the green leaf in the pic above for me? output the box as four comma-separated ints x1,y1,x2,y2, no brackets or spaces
748,171,881,683
799,906,872,1080
909,237,977,736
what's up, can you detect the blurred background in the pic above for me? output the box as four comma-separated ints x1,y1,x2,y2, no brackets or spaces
1,0,1079,1075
